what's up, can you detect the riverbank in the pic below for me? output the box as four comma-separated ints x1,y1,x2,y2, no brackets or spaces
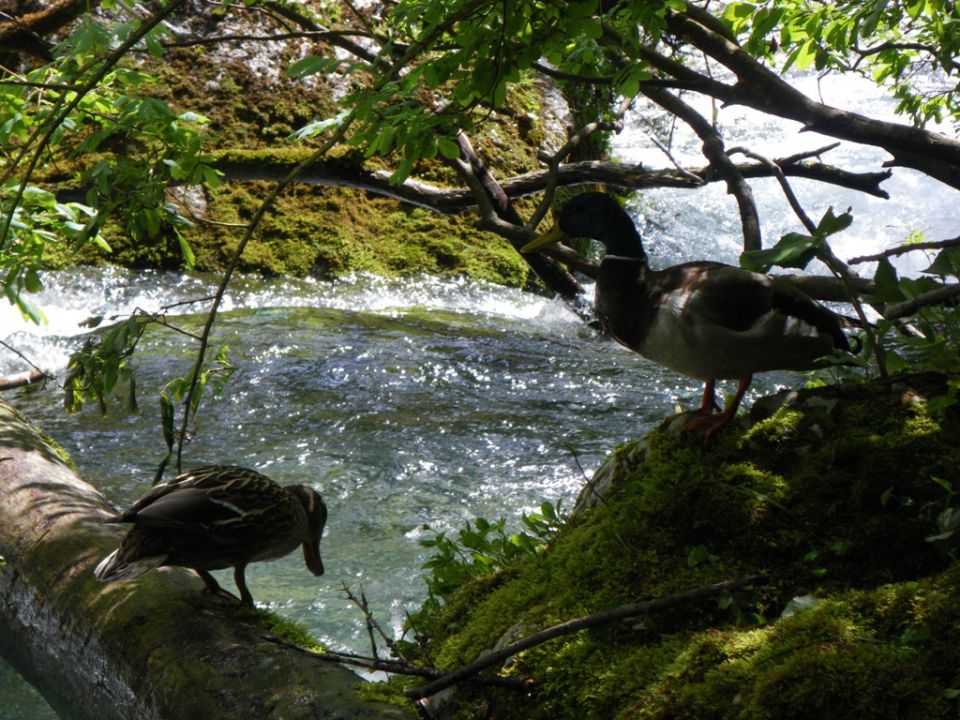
376,373,960,719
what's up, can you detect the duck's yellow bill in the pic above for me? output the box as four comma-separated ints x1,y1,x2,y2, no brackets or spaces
521,224,566,253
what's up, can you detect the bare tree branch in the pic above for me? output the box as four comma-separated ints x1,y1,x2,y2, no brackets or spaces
849,236,960,264
160,29,376,50
197,152,890,218
640,85,762,251
404,575,763,700
885,284,960,320
260,636,531,691
664,9,960,191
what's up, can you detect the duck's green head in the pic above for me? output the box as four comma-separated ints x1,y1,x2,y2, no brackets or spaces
522,192,645,259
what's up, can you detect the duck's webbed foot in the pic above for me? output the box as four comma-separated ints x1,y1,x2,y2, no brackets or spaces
679,376,753,440
195,569,244,605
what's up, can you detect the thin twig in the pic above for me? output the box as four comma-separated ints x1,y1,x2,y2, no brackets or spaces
0,79,86,91
885,284,960,320
727,147,816,233
0,339,50,379
159,29,374,49
158,295,218,312
342,582,413,665
649,135,704,184
776,142,842,164
174,0,482,469
849,236,960,265
405,575,763,699
259,636,530,690
530,95,631,232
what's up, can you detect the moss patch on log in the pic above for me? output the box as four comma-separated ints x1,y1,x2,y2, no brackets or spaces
389,374,960,719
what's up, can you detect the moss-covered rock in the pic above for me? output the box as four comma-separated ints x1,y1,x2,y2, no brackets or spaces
398,373,960,719
35,19,552,286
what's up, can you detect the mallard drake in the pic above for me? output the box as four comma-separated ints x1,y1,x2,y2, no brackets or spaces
95,465,327,607
522,192,851,435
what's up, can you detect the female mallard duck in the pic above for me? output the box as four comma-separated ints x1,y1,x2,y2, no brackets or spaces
522,192,851,435
95,465,327,607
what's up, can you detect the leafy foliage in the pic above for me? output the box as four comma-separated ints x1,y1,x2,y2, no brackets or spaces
411,501,564,629
63,315,147,414
1,14,215,325
865,243,960,388
740,206,853,273
722,0,960,126
284,0,682,182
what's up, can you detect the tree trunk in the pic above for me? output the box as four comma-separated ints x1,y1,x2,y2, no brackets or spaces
0,400,409,720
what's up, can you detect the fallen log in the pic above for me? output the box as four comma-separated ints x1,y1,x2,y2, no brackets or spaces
0,400,409,720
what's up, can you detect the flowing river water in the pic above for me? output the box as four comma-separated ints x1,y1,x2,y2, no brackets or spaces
2,74,958,717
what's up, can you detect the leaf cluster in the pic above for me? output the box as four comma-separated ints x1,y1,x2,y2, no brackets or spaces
284,0,682,182
723,0,960,126
2,14,217,325
412,501,564,628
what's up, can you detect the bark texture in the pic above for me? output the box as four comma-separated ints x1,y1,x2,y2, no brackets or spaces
0,400,408,720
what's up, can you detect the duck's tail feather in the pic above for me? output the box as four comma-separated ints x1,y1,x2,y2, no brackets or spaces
94,549,165,582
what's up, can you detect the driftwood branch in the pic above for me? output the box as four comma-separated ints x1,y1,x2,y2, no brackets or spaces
404,575,763,700
0,368,49,391
0,400,404,720
262,636,530,692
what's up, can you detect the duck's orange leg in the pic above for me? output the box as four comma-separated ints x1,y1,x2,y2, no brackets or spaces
699,379,720,413
684,375,753,438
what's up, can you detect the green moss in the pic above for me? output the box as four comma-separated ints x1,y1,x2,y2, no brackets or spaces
32,43,548,285
249,608,326,652
398,375,960,719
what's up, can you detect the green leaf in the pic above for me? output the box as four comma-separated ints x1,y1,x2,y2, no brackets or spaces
91,234,112,253
579,17,603,39
785,38,817,72
289,111,348,141
437,137,461,160
286,55,339,79
740,232,822,272
177,233,196,268
160,392,175,452
860,0,890,37
177,111,210,124
906,0,926,19
815,206,854,236
871,258,904,302
923,246,960,277
12,291,46,325
24,269,42,293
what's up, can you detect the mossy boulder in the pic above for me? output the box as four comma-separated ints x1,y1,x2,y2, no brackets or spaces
397,373,960,719
36,21,550,286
